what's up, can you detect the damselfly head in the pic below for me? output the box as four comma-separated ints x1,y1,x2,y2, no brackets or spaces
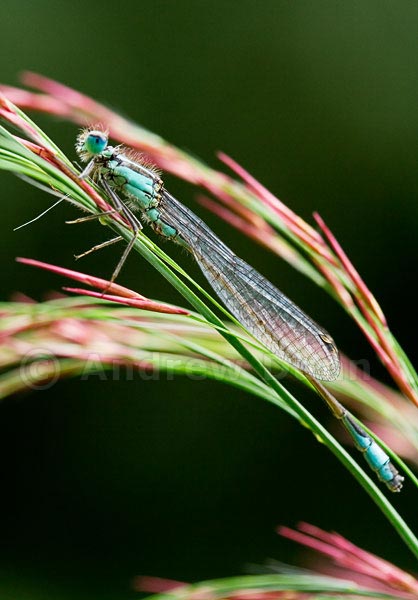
76,126,109,161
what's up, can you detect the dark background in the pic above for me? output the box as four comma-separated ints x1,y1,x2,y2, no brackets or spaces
0,2,417,598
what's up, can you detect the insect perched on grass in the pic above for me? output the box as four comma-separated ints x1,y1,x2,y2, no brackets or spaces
76,127,340,381
74,127,403,491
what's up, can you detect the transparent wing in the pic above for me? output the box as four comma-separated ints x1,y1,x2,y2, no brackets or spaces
159,191,340,381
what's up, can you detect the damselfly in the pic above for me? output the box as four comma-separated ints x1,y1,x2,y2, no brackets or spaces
75,128,403,491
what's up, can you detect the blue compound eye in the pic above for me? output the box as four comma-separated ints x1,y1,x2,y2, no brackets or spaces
84,130,108,155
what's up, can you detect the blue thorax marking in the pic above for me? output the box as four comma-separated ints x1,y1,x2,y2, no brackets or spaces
97,149,180,241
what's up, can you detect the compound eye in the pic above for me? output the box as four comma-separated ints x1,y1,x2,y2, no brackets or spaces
84,130,108,155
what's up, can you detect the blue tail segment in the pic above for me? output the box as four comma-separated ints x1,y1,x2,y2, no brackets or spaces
306,376,404,493
342,413,404,492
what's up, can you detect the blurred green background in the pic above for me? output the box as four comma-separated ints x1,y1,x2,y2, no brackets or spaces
0,1,417,598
